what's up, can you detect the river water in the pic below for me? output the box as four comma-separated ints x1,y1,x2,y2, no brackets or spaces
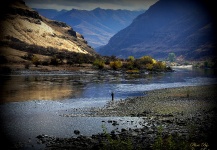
0,68,217,147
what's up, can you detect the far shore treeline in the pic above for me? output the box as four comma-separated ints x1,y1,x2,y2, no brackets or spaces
1,36,217,74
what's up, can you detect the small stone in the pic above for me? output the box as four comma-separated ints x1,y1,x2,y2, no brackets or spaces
74,130,80,135
121,128,127,132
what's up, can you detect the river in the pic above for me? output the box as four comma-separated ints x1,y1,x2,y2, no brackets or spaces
0,68,216,147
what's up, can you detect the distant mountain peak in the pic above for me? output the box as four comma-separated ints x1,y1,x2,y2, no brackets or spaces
98,0,216,60
42,8,145,48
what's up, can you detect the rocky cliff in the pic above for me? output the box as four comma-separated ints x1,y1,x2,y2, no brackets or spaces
0,0,95,56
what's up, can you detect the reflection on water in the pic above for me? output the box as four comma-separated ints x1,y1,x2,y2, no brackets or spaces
0,68,217,103
0,75,81,103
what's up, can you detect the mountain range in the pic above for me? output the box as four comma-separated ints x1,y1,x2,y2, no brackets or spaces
35,8,144,48
98,0,217,60
33,8,67,19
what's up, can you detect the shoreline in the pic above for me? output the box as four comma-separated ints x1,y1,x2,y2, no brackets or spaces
8,84,217,149
93,84,217,117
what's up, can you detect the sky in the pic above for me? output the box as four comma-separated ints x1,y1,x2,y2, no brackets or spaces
24,0,158,11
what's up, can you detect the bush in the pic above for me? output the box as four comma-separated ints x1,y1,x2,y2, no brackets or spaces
123,61,135,70
31,55,40,67
204,61,214,68
100,125,133,150
93,59,105,69
153,61,166,71
133,59,143,70
24,62,31,69
152,126,190,150
128,56,135,62
140,56,154,65
22,52,34,60
110,60,123,70
145,63,154,70
50,56,60,66
41,60,50,66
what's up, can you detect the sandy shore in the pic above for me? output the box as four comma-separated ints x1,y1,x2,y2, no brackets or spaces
30,85,217,150
95,85,217,117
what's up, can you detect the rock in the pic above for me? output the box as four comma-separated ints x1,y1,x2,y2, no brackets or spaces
162,114,174,117
121,128,127,132
134,128,141,132
74,130,80,135
112,121,119,126
162,119,173,124
176,120,187,126
111,130,115,135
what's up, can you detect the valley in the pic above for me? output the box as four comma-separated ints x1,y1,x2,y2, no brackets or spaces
0,0,217,150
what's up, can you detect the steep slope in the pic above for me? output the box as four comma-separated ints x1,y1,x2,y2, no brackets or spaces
52,8,144,48
0,0,95,56
98,0,217,60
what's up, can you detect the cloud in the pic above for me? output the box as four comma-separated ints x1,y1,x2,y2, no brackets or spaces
24,0,158,11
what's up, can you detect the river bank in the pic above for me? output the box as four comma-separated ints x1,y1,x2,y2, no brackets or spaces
25,85,217,150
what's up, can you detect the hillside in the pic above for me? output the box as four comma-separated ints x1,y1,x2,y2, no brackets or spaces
0,0,95,54
0,0,97,71
98,0,217,60
47,8,144,48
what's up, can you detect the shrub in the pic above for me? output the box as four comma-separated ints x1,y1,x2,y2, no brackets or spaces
41,60,50,66
145,63,154,70
100,125,133,150
50,56,60,66
204,61,214,68
31,55,40,67
24,62,31,69
110,60,122,70
152,126,190,150
124,61,135,70
128,56,135,62
22,52,34,60
93,59,105,69
140,56,154,65
153,61,166,71
133,59,143,70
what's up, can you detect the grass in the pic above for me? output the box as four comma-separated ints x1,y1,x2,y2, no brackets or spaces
152,126,191,150
100,125,133,150
99,125,193,150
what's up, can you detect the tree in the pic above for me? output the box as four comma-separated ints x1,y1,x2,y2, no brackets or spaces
168,53,176,62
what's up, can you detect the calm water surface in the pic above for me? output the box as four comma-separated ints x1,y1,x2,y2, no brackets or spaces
1,68,217,105
0,68,217,146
